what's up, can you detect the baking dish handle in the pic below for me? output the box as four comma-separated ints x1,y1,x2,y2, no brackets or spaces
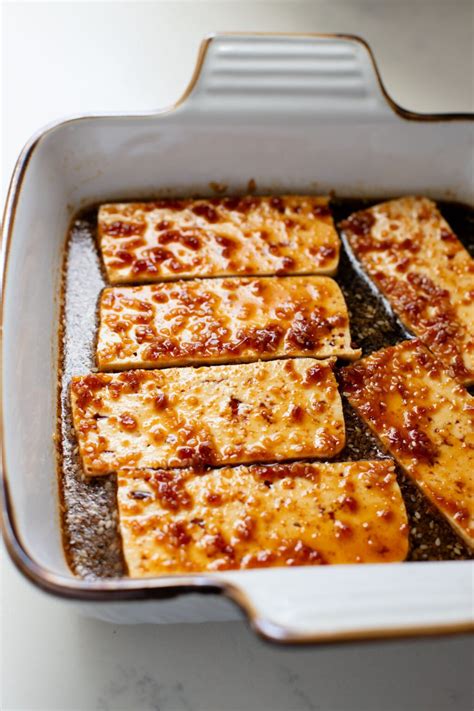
218,562,473,643
180,33,394,117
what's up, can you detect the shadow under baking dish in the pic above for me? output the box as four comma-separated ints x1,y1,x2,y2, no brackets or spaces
57,197,474,580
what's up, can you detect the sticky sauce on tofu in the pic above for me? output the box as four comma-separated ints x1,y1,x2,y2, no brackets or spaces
117,460,408,576
97,276,360,370
340,196,474,385
70,358,345,475
340,339,474,548
98,196,340,283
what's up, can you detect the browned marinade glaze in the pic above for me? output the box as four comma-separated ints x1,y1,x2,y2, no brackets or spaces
339,197,474,385
340,340,473,546
58,198,473,578
98,196,339,283
96,276,359,370
117,461,408,576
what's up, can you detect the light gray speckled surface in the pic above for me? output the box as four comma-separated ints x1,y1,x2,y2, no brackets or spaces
2,546,473,711
2,2,473,710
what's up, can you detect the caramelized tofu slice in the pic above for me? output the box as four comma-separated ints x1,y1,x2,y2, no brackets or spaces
97,276,360,370
340,339,474,548
117,460,408,576
70,358,345,475
340,196,474,385
98,196,340,284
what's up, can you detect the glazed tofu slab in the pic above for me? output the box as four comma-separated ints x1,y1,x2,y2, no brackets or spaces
340,339,474,547
117,460,408,576
340,196,474,385
97,276,360,370
70,358,345,475
98,196,340,284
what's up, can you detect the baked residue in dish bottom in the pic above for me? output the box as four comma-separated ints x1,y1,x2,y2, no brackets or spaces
58,199,473,579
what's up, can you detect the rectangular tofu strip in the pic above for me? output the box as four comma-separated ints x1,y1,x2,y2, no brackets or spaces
97,276,360,370
98,196,340,284
71,358,345,475
340,339,474,548
340,197,474,385
117,460,408,576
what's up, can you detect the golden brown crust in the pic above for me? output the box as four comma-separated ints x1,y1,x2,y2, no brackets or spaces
117,460,409,576
70,358,345,475
98,196,340,283
340,339,474,548
97,276,360,370
340,196,474,385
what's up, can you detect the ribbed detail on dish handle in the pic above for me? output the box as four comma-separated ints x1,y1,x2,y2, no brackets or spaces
182,34,393,117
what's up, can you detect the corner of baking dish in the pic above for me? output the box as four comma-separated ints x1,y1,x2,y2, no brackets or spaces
1,33,473,643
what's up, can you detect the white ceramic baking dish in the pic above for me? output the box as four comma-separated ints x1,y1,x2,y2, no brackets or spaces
1,33,473,643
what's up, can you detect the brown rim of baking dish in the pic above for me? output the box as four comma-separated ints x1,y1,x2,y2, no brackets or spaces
1,33,473,645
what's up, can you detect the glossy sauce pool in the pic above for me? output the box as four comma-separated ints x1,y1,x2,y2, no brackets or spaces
58,198,474,579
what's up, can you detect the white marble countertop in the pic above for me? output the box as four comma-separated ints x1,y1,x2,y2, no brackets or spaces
1,2,473,710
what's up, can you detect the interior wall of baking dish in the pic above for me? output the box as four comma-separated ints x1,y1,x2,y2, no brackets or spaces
2,35,473,576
